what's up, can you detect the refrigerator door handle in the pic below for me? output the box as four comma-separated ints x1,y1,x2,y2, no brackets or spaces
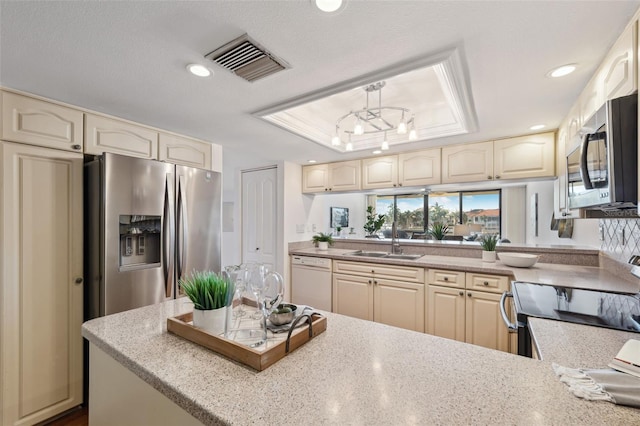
177,174,189,280
164,173,175,298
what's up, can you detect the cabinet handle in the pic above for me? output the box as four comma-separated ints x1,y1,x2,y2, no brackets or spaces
325,188,328,191
483,281,489,286
459,291,464,296
368,280,372,285
487,175,493,180
371,270,375,274
467,292,472,297
398,183,402,186
374,280,378,285
443,277,449,281
495,175,500,179
72,144,81,150
75,277,83,284
393,184,397,187
256,247,260,251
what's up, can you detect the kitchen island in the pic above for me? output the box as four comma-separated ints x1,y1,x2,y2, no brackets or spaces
82,299,640,425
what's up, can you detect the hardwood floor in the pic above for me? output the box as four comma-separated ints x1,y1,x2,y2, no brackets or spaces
41,406,88,426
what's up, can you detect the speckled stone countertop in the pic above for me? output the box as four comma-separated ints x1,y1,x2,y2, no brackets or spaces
291,247,640,293
529,318,639,368
82,300,640,425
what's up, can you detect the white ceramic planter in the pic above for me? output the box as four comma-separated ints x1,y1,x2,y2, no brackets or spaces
193,307,227,336
482,250,497,262
317,241,329,250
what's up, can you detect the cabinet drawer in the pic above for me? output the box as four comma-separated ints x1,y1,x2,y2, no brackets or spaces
466,273,510,293
333,260,424,283
427,269,465,288
1,91,84,152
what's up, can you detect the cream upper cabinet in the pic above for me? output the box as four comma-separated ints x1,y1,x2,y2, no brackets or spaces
1,91,84,152
566,103,582,153
0,141,84,425
600,20,637,101
398,148,441,186
158,133,212,170
441,141,493,184
362,155,398,189
302,160,360,193
84,113,158,159
493,132,555,180
332,260,425,332
425,268,511,353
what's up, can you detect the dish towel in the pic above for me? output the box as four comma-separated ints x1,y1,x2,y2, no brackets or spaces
552,363,640,408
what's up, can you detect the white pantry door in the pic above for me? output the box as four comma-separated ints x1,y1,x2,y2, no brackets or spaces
242,167,277,269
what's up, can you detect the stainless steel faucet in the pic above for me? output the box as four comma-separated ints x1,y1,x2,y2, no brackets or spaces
391,222,402,254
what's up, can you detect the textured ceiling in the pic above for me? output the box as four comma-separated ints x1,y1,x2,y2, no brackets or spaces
1,1,639,169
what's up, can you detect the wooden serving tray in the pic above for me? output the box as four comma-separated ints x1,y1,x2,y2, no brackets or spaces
167,312,326,371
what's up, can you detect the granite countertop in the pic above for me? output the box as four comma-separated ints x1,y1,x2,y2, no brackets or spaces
291,248,640,293
82,300,640,425
529,318,639,368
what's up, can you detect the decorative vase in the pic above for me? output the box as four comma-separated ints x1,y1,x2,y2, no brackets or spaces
482,250,496,262
318,241,329,250
193,307,227,336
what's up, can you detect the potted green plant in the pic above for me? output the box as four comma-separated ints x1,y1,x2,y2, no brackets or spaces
312,232,334,250
428,222,449,240
335,226,342,237
479,234,499,262
364,206,386,238
179,270,233,335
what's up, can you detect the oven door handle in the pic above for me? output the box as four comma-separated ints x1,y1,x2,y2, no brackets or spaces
500,291,518,332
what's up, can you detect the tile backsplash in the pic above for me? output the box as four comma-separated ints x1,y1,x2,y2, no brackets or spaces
600,218,640,263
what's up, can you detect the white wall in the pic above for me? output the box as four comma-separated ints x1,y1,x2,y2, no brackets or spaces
525,180,600,247
501,186,526,243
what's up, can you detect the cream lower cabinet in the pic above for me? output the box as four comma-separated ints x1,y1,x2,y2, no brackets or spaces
332,260,424,332
0,141,84,425
426,269,511,353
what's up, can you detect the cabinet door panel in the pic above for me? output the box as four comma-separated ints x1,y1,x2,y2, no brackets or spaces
329,160,361,191
1,142,83,424
465,291,509,352
493,132,555,180
362,156,398,189
441,141,493,183
159,133,211,169
332,274,373,321
84,113,158,159
427,285,465,341
601,21,637,100
302,164,328,193
374,280,424,332
1,91,83,152
398,149,441,186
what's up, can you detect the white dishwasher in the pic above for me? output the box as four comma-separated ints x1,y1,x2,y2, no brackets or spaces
291,255,333,312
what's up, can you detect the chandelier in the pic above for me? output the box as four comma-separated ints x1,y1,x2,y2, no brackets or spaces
331,81,418,151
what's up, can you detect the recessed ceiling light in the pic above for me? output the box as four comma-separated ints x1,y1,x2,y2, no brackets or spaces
548,64,576,78
314,0,344,13
308,160,317,163
530,124,545,131
372,150,382,154
187,64,212,77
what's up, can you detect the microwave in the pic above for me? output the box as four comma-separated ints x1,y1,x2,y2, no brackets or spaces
566,93,637,210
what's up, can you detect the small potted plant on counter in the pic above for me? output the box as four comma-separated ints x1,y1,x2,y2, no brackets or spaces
179,270,233,335
312,232,334,250
479,234,498,262
428,222,449,240
364,206,386,238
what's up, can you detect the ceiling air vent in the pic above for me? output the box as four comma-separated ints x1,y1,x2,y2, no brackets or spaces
205,34,289,82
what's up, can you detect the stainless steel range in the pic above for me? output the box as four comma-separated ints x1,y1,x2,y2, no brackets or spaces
501,282,640,357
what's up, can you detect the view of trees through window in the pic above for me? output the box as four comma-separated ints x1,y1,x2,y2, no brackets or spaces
371,190,501,239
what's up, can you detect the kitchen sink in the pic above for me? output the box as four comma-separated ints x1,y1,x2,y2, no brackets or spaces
346,251,422,260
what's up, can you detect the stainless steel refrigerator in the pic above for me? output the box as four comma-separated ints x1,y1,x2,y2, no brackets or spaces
85,153,221,318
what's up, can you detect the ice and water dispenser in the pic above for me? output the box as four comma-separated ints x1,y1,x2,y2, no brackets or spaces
119,215,161,270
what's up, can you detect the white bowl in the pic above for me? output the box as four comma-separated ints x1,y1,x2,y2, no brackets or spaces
498,252,539,268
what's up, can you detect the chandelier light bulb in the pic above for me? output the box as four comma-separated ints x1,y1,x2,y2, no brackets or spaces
381,140,389,150
397,121,407,134
409,128,417,141
345,142,354,151
331,135,341,146
354,119,364,136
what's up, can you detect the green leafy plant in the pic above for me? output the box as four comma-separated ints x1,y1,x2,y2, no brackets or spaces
428,222,449,240
312,232,334,246
179,271,232,310
335,226,342,233
364,206,386,236
479,234,498,251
